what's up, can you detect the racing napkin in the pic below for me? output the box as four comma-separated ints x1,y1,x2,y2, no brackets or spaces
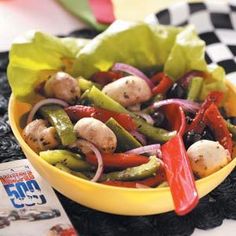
0,159,78,236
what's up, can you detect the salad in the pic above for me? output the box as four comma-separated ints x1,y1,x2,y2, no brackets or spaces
7,21,236,190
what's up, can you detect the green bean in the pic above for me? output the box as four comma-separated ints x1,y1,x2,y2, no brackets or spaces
100,156,160,181
39,150,92,171
141,94,164,114
40,105,76,146
77,76,102,91
55,163,88,180
187,76,203,101
106,118,141,152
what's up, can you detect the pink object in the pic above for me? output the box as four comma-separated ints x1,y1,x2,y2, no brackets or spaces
89,0,115,24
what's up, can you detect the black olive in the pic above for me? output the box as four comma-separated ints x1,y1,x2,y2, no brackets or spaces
152,111,167,128
185,116,193,125
79,99,92,106
202,127,215,141
228,117,236,126
167,83,186,99
143,66,163,77
218,107,228,119
185,111,196,119
184,131,202,148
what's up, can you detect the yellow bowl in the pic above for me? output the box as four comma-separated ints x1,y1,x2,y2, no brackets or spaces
8,80,236,216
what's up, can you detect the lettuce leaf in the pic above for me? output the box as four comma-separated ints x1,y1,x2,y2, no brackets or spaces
72,21,207,81
72,21,182,78
7,32,88,102
164,25,207,80
8,21,226,103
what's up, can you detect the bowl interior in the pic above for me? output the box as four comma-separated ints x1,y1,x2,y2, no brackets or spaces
8,79,236,216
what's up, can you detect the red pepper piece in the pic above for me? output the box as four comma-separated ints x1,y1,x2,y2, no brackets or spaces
91,71,123,86
186,91,224,133
86,153,149,168
151,73,173,95
162,104,186,135
102,168,166,188
203,103,233,154
161,105,199,215
65,105,95,120
65,105,136,131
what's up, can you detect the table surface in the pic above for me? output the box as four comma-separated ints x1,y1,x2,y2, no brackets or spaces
1,0,235,235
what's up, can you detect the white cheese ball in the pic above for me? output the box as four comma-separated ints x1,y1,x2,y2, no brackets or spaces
187,140,231,178
44,72,80,104
74,117,117,153
102,75,152,107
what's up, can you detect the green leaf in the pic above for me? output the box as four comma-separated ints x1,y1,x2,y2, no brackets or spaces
164,25,207,80
72,22,207,82
7,32,87,102
72,21,182,78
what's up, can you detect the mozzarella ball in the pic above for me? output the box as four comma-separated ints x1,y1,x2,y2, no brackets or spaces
74,117,117,153
102,75,152,107
187,140,231,178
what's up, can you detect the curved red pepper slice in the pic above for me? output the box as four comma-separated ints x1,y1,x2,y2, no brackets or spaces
186,91,224,133
161,105,199,215
86,153,149,168
151,73,173,95
91,71,123,86
65,105,136,131
203,103,232,155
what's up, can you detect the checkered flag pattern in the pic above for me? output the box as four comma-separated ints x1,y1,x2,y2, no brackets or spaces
145,0,236,84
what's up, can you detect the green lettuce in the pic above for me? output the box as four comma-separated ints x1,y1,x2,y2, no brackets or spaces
7,32,88,102
72,21,207,81
164,25,207,79
8,21,227,103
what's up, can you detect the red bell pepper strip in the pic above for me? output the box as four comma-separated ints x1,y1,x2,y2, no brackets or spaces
162,104,186,135
102,167,166,188
203,103,233,155
65,105,136,131
161,105,199,216
91,71,123,86
151,73,173,95
86,153,149,168
186,91,224,133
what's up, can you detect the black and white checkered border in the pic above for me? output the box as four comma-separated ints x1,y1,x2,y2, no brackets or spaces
145,0,236,84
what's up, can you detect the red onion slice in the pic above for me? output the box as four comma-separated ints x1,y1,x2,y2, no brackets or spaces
130,130,147,146
27,98,69,124
126,144,161,157
112,63,154,89
78,139,104,182
153,99,200,113
135,112,154,125
178,70,205,88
